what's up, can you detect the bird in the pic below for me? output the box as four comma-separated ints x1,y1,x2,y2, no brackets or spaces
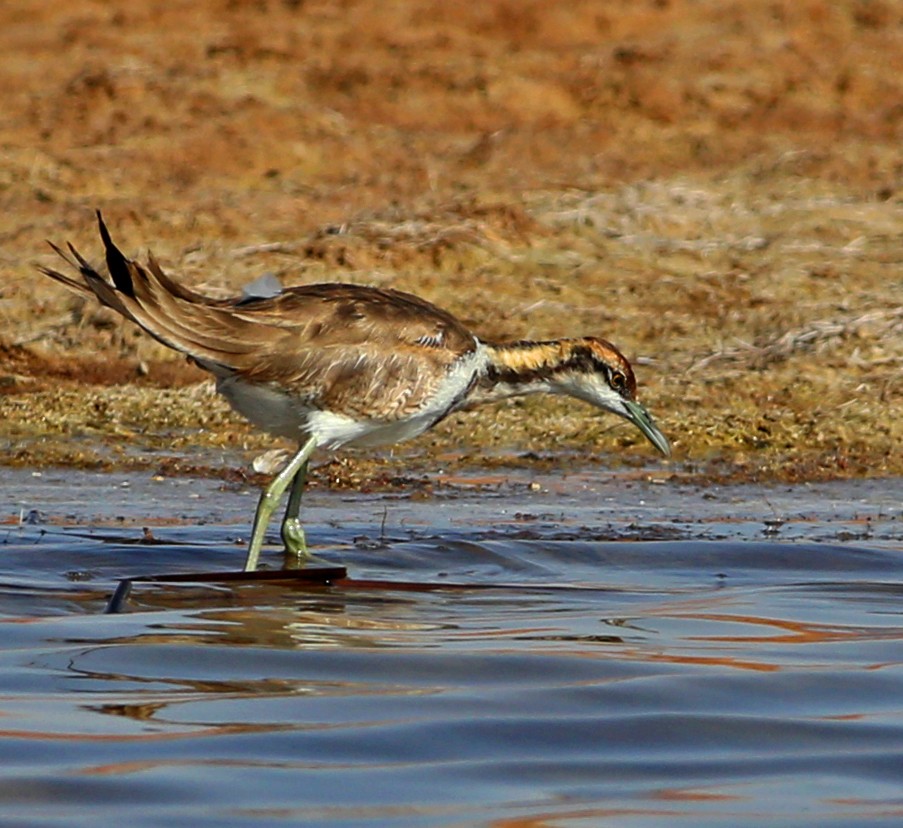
38,212,671,572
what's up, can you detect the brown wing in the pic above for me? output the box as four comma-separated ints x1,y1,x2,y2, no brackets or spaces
38,213,478,419
233,286,480,418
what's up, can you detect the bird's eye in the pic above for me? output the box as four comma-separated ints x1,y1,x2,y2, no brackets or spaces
610,371,627,392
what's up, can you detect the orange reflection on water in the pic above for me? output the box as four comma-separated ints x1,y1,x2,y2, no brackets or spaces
678,612,903,645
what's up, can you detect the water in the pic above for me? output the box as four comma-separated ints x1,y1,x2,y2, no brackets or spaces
1,468,902,826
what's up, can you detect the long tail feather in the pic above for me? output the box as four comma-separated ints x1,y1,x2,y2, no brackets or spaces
96,210,135,297
37,213,279,372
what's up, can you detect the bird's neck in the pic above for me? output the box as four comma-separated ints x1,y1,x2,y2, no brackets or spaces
470,340,572,405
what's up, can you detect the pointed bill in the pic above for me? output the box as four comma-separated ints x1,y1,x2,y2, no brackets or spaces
622,400,671,457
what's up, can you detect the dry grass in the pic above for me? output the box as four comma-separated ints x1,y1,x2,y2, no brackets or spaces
1,0,901,485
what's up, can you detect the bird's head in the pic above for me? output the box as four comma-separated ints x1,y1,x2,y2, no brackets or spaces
547,337,671,457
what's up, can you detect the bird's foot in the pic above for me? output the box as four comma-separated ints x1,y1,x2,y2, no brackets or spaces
281,517,309,567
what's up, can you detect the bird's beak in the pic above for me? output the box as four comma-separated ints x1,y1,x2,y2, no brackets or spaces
621,400,671,457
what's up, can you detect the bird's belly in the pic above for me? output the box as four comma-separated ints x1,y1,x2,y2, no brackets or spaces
304,408,440,449
216,376,308,440
216,375,459,449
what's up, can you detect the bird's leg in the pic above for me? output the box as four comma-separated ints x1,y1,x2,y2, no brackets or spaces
280,458,309,565
243,437,317,572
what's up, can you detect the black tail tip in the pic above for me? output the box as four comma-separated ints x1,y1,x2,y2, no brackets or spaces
96,209,112,247
95,210,135,297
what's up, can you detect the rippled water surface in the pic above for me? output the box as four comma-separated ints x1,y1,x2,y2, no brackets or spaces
1,469,902,826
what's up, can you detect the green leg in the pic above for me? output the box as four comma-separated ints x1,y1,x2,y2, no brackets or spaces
243,437,317,572
280,458,310,565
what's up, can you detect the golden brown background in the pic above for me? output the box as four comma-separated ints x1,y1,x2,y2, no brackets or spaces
1,0,901,484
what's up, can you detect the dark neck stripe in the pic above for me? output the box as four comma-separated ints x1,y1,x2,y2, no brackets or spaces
483,344,612,389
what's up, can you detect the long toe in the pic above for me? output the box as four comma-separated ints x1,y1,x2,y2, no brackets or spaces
281,517,309,564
